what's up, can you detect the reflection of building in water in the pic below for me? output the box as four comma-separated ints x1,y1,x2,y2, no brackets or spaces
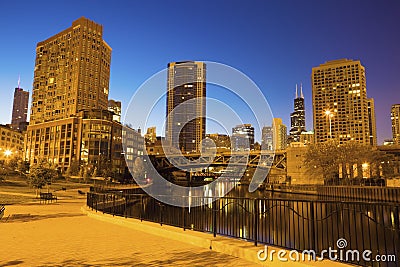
232,124,254,151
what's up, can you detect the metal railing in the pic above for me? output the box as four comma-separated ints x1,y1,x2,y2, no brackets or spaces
87,192,400,266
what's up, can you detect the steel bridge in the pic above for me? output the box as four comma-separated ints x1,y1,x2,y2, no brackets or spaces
148,150,286,173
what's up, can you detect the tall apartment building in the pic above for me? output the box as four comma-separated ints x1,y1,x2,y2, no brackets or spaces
24,18,143,178
392,104,400,145
273,118,287,150
25,17,112,171
11,87,29,131
311,59,377,145
166,61,206,153
289,84,306,142
30,17,111,124
232,124,254,151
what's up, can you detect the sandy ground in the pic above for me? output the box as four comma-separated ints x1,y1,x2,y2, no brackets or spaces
0,189,259,267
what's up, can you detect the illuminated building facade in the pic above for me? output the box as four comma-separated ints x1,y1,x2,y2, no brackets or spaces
392,104,400,145
312,59,376,145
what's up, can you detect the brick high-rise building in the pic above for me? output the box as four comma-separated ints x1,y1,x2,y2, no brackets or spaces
311,59,377,145
392,104,400,145
166,61,206,153
23,17,145,179
11,87,29,131
30,17,111,124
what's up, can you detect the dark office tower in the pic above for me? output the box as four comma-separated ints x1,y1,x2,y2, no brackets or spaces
11,86,29,131
261,126,273,150
289,84,306,142
166,61,206,153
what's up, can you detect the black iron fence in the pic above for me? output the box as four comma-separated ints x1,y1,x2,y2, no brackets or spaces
87,192,400,267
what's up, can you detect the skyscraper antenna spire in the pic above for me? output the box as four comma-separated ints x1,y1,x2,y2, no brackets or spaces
17,75,20,89
300,83,304,98
295,84,298,98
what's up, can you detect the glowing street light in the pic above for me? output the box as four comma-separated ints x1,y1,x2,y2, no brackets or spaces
325,110,334,139
4,149,12,157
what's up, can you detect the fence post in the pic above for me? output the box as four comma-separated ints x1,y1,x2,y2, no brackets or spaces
254,198,259,246
310,201,316,253
113,194,115,217
213,199,217,238
103,194,105,214
182,206,186,231
159,203,163,226
125,195,128,218
140,195,143,222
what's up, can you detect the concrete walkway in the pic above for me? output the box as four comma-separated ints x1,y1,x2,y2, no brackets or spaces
0,190,258,266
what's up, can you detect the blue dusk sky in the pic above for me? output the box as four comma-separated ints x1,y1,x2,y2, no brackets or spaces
0,0,399,144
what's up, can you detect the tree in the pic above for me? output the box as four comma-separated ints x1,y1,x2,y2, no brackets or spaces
66,160,80,177
17,160,30,175
304,140,395,185
27,160,58,195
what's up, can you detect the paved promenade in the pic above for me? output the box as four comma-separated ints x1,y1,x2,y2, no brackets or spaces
0,190,258,266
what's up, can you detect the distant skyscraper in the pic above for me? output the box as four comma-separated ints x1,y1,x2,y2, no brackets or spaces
312,59,376,145
11,85,29,131
261,126,273,150
392,104,400,145
30,17,111,124
232,124,254,151
289,84,306,142
273,118,287,150
166,61,206,153
108,99,121,122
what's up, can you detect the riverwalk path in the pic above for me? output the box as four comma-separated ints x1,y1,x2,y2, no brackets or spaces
0,189,259,266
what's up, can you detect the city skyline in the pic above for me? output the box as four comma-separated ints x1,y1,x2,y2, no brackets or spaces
0,1,399,144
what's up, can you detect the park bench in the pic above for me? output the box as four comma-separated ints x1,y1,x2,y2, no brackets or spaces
39,192,57,203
